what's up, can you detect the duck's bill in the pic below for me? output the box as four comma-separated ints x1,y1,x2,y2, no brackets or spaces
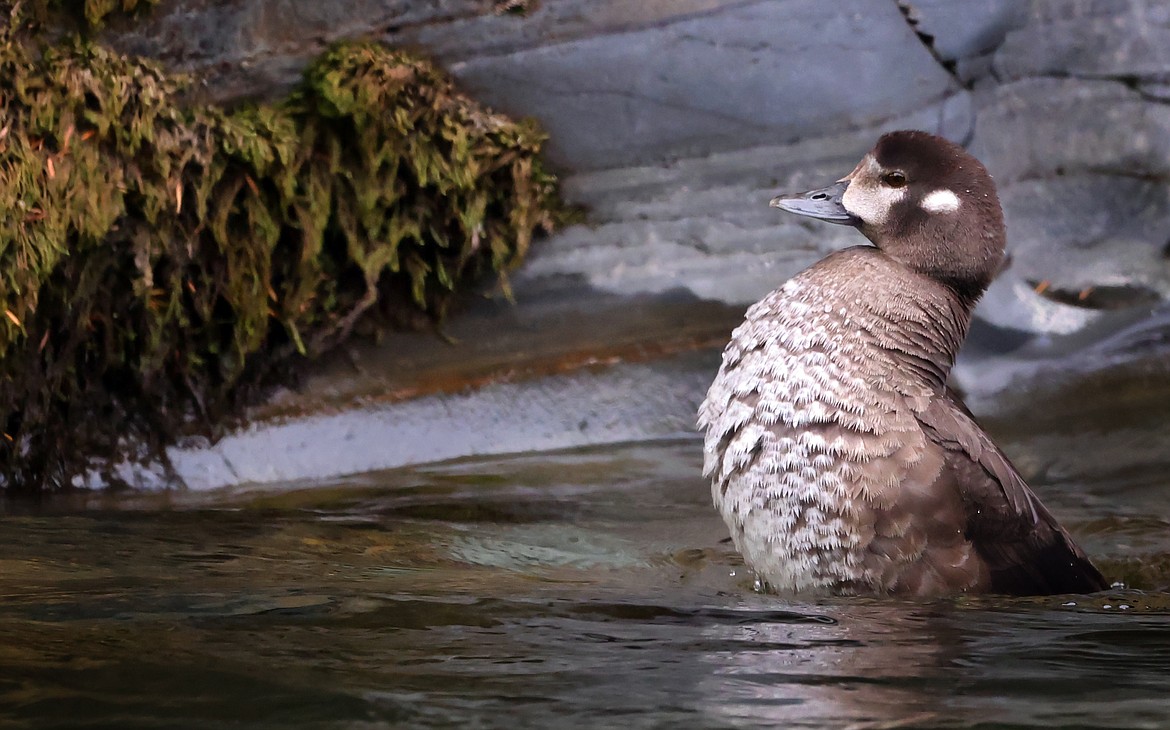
769,180,858,225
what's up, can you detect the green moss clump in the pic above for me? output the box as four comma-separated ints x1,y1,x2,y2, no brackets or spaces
82,0,160,26
0,31,562,492
23,0,161,29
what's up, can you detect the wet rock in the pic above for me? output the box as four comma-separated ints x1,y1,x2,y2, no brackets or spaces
954,303,1170,429
110,1,748,91
972,276,1102,340
136,285,737,489
159,350,719,490
107,0,476,93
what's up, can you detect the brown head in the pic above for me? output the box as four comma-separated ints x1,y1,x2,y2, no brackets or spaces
771,130,1006,305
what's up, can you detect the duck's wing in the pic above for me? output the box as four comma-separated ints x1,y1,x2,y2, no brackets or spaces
916,392,1107,596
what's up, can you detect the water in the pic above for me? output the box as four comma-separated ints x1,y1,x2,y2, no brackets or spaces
1,440,1169,729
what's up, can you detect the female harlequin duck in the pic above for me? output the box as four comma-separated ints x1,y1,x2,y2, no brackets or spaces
697,130,1105,597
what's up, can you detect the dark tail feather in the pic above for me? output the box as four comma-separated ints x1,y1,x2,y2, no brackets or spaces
984,539,1107,596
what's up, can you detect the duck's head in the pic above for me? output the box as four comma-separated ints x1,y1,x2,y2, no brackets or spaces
772,130,1006,302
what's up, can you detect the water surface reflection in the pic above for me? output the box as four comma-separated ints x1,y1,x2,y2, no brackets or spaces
0,441,1167,728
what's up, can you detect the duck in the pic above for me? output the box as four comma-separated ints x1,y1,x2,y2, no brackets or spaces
697,130,1106,597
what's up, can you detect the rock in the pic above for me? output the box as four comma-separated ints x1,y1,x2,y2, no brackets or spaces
996,0,1170,81
900,0,1024,62
159,350,719,490
1141,83,1170,102
898,0,1025,84
137,284,740,489
1001,176,1170,299
961,77,1170,338
110,0,752,86
517,95,974,306
108,0,493,99
109,0,958,171
954,303,1170,416
388,1,757,62
970,78,1170,182
446,0,958,169
972,275,1104,339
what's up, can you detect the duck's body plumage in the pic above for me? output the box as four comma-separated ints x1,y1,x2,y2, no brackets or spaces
698,131,1105,597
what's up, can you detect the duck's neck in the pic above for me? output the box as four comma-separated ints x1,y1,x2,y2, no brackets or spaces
813,248,975,391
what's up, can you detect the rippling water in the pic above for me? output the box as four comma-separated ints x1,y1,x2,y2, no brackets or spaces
1,440,1168,729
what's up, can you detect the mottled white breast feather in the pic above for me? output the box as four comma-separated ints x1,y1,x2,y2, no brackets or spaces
697,250,968,594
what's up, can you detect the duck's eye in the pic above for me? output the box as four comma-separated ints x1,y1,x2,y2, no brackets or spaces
881,171,907,188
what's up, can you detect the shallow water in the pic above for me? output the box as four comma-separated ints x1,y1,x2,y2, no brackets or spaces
1,439,1169,729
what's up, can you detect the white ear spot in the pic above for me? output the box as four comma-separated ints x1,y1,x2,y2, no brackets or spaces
921,189,961,214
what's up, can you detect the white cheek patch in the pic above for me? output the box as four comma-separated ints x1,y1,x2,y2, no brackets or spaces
921,189,961,214
842,180,907,226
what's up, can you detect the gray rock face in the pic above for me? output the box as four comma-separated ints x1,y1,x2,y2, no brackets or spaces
901,0,1025,62
899,0,1026,84
971,78,1170,182
114,0,961,171
996,0,1170,81
113,1,949,155
447,0,959,170
1002,176,1170,297
964,77,1170,336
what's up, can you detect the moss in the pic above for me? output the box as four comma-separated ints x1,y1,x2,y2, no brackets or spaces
24,0,160,29
0,22,563,492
